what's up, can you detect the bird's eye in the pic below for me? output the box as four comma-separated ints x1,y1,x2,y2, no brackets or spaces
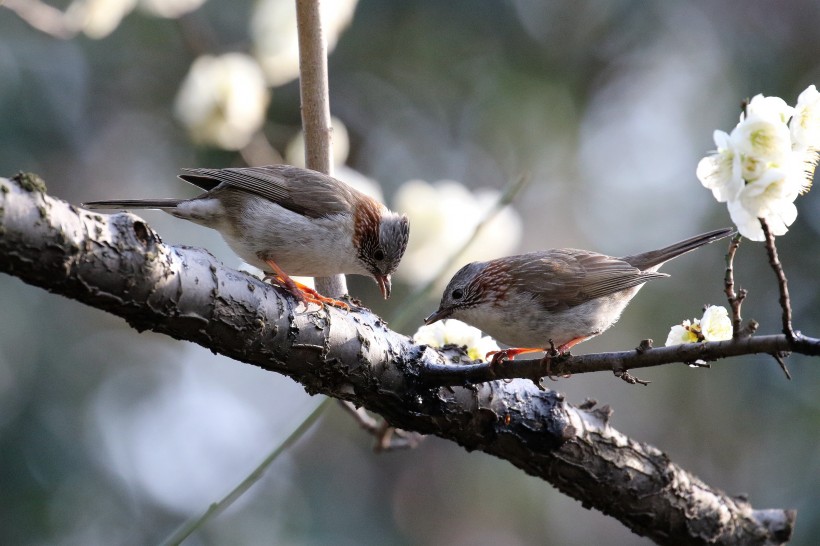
452,288,464,300
374,249,385,261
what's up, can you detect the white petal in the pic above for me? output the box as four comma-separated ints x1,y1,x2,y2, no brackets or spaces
746,94,794,123
412,321,447,347
700,306,733,341
730,113,792,165
727,199,765,241
790,85,820,150
665,324,697,347
174,54,269,150
696,152,742,202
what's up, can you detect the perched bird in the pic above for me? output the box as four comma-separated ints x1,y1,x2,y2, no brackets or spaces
425,228,734,362
84,165,409,307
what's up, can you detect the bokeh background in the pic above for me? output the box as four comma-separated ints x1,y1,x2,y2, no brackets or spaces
2,1,820,544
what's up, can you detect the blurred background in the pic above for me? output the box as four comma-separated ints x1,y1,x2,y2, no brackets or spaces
1,0,819,544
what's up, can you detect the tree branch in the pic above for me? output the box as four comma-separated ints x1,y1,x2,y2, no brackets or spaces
724,233,751,337
295,0,347,298
421,334,818,386
0,174,796,545
760,219,797,343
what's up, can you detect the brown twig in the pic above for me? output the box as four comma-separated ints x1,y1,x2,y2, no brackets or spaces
295,0,347,299
613,368,651,386
337,401,425,452
760,219,797,342
723,233,748,337
772,353,792,380
420,334,820,387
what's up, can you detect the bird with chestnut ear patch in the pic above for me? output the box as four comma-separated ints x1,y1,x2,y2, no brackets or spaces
84,165,409,308
425,228,734,363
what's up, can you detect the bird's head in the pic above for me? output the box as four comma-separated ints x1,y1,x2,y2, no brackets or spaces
355,207,409,299
424,261,491,324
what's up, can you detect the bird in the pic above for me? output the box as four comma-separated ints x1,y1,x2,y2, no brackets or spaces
84,164,410,308
425,228,734,363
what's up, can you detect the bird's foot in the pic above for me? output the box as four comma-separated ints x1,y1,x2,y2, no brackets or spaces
485,348,545,378
262,259,350,310
486,347,541,365
541,339,573,381
287,278,351,310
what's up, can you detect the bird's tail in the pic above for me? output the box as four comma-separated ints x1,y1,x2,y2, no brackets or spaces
622,227,735,270
83,199,183,210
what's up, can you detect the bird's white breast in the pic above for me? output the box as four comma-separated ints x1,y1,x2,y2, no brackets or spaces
226,198,363,276
453,284,646,349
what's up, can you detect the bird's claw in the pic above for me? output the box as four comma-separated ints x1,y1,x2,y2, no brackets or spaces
261,258,351,311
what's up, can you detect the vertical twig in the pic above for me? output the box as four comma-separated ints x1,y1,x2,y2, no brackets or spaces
723,233,747,337
295,0,347,298
760,219,797,342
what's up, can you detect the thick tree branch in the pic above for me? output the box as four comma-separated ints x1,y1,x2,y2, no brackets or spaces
0,175,795,545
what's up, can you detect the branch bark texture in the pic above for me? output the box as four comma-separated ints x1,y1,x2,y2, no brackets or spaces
0,175,795,545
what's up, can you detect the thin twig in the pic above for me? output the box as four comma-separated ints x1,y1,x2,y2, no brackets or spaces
337,400,425,451
760,219,797,342
296,0,347,298
724,233,747,338
419,334,820,386
772,353,792,380
158,398,331,546
390,173,530,331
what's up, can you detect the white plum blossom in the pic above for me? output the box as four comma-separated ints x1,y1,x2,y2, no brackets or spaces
139,0,206,18
731,113,792,183
698,86,819,241
696,130,743,202
791,85,820,151
64,0,206,38
413,319,500,362
744,94,794,124
174,53,270,150
394,179,522,286
665,306,732,346
665,320,699,347
727,165,801,239
65,0,137,38
699,305,733,342
252,0,358,86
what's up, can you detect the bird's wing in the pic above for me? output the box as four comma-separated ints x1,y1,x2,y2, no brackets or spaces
179,165,357,218
512,250,666,311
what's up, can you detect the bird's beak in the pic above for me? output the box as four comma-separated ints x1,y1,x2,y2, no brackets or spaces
375,274,392,299
424,307,451,325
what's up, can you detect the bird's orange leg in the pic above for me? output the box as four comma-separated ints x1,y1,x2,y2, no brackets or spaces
486,347,544,366
555,335,593,354
262,259,350,310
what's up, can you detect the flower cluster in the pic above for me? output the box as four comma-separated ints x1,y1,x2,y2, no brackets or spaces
665,305,733,346
697,86,819,241
413,319,499,362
